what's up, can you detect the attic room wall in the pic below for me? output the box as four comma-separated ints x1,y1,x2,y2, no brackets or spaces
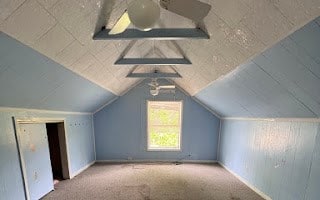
94,80,220,161
204,17,320,200
0,32,108,199
219,119,320,200
0,108,95,199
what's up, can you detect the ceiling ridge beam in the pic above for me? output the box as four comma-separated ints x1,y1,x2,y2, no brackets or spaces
93,28,209,40
127,72,182,78
115,58,192,65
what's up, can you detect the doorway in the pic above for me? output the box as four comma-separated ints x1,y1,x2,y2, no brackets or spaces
46,123,70,184
14,118,71,200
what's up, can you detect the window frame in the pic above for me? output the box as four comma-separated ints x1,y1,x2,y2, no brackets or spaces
146,100,183,152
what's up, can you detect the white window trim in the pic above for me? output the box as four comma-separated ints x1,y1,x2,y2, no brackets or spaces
146,100,183,152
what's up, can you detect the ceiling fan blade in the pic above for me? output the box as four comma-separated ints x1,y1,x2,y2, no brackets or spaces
159,89,175,94
108,11,131,35
159,85,176,89
160,0,211,22
148,83,158,88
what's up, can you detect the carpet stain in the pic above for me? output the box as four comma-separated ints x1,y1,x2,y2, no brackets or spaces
230,195,241,200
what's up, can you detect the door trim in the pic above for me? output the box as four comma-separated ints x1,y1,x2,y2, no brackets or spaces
13,117,71,200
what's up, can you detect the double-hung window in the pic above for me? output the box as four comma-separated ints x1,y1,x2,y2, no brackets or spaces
147,101,182,151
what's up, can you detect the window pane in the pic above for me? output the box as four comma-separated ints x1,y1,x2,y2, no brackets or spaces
149,126,180,149
148,101,182,150
149,108,180,126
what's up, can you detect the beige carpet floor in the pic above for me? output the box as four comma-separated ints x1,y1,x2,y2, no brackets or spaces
42,163,265,200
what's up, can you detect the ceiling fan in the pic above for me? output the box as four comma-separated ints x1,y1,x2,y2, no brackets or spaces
148,78,176,96
109,0,212,35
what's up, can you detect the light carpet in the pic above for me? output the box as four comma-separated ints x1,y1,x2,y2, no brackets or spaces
42,163,265,200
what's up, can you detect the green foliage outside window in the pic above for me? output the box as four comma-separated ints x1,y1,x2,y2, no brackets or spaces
148,101,181,150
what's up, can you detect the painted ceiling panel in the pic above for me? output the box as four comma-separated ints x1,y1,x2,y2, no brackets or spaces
0,0,319,96
36,74,115,112
193,80,253,117
195,17,320,118
0,32,116,112
281,37,320,79
290,21,320,64
262,44,320,104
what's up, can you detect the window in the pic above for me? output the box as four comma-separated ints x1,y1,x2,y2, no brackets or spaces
147,101,182,151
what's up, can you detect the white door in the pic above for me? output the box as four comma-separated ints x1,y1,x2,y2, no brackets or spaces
18,123,54,200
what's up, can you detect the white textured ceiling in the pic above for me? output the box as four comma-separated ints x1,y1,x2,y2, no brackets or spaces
0,0,319,96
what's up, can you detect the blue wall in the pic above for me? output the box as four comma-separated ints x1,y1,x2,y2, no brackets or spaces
195,17,320,118
94,80,220,161
219,119,320,200
0,32,116,112
0,109,95,199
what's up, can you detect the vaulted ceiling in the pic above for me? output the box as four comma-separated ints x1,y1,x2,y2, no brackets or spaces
1,0,319,96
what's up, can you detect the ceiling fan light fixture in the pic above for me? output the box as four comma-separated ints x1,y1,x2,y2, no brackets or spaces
150,88,159,96
128,0,160,31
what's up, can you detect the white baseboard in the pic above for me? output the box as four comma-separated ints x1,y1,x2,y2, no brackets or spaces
96,160,217,164
70,161,95,178
218,162,272,200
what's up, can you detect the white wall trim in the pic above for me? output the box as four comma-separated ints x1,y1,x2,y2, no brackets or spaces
70,161,95,178
13,119,31,200
91,114,97,161
93,97,119,114
217,119,222,161
219,162,272,200
15,117,65,124
96,160,218,164
56,122,71,179
0,106,91,115
223,117,320,122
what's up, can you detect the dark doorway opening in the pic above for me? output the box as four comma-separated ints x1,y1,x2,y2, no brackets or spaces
46,123,70,185
46,123,63,180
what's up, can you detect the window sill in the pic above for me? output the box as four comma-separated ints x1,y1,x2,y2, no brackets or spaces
147,148,182,152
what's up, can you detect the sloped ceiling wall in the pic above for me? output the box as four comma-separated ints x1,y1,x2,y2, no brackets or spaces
0,32,116,112
195,17,320,118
